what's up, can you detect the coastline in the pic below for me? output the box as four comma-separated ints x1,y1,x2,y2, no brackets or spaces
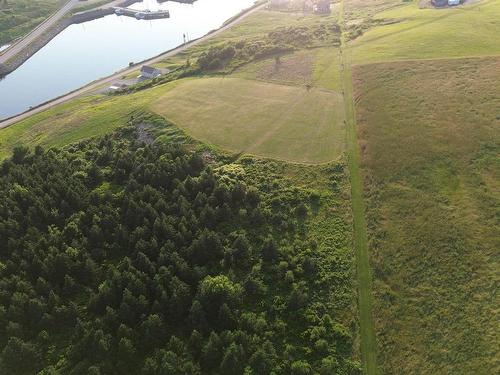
0,1,265,129
0,0,141,78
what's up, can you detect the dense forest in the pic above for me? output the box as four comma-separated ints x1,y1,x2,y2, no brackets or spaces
0,125,358,374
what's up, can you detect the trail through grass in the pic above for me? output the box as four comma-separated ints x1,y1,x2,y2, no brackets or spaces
340,1,378,374
354,56,500,374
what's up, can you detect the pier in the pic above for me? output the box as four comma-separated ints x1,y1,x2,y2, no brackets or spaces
113,7,170,20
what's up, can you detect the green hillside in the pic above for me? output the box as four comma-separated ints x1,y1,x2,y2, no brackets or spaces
0,0,499,374
354,56,500,374
0,124,359,373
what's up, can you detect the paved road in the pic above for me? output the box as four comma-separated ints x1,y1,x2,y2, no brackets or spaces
0,0,78,65
0,3,265,129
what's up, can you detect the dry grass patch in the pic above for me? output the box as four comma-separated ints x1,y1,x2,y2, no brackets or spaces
354,57,500,375
234,49,314,86
254,51,315,85
150,77,346,164
345,0,404,20
234,47,342,91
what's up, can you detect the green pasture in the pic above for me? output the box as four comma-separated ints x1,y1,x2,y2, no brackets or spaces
351,0,500,63
354,56,500,374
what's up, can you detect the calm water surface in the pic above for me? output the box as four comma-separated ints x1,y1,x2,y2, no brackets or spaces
0,0,255,119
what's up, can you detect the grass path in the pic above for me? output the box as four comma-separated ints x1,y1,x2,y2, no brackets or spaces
339,1,378,374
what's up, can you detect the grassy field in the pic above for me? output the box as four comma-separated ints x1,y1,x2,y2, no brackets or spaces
350,0,500,63
354,57,500,374
0,7,345,165
234,47,342,91
150,77,345,164
345,0,404,20
339,1,378,373
160,9,327,67
0,70,345,164
159,7,341,70
1,1,498,372
0,0,62,45
0,81,183,159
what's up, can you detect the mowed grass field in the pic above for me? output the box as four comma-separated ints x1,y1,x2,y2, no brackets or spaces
354,57,500,374
350,0,500,63
150,77,345,164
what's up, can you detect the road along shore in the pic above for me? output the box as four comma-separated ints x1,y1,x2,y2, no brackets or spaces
0,0,141,78
0,2,265,129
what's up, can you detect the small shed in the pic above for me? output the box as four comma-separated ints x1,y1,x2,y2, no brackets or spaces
314,0,331,14
140,65,162,79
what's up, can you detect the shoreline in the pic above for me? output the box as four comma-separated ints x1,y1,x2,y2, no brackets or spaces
0,1,265,128
0,0,141,78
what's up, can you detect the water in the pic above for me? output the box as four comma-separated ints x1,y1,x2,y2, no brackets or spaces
0,0,255,120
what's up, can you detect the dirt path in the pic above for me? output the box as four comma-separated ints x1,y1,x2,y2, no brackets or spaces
0,3,266,130
0,0,78,64
339,0,379,374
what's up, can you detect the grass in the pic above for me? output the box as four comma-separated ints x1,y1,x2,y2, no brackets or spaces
220,9,339,40
0,0,62,45
159,8,340,69
234,49,317,87
0,80,183,159
150,77,345,164
351,0,500,64
345,0,405,20
354,56,500,374
233,47,342,91
312,47,342,91
0,9,346,167
0,73,345,164
339,1,379,373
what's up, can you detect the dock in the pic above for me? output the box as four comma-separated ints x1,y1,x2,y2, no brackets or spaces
159,0,197,3
113,7,170,20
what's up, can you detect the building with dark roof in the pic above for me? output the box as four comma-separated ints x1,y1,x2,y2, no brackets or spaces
140,65,162,80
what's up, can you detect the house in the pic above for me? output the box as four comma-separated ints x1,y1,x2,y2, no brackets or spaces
432,0,448,6
269,0,289,10
140,65,162,80
314,0,331,14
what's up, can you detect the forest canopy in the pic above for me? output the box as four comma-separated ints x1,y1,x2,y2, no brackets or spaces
0,126,358,374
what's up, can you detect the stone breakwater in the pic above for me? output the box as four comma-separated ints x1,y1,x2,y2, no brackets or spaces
0,0,141,78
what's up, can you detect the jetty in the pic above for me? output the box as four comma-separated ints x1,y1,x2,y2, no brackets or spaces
159,0,197,3
113,7,170,20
